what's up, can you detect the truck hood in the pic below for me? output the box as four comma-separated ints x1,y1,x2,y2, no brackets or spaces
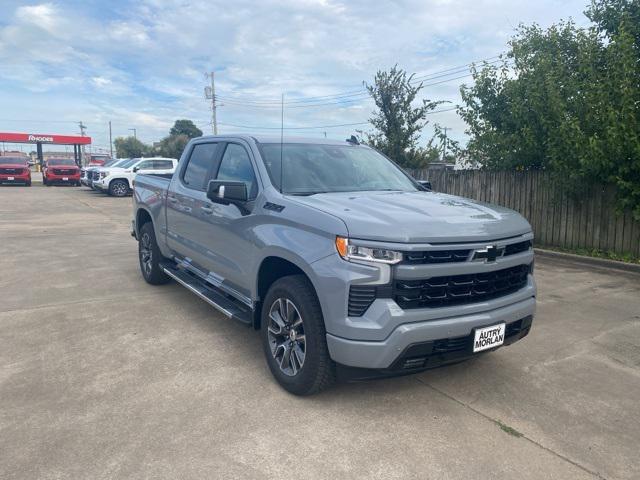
291,191,532,243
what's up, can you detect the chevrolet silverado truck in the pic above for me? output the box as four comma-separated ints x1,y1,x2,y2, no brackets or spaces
132,135,536,395
0,156,31,186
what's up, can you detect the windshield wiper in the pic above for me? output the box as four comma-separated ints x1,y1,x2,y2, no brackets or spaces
287,191,329,196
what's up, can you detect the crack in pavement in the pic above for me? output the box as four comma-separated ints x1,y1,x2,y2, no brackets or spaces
413,376,608,480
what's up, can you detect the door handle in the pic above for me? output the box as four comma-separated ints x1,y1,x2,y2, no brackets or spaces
168,196,178,204
201,206,213,214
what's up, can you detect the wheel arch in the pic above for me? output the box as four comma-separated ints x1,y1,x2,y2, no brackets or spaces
254,255,321,330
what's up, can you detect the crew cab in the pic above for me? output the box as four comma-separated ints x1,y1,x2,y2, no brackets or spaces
43,158,81,186
0,156,31,186
132,135,536,395
94,157,177,197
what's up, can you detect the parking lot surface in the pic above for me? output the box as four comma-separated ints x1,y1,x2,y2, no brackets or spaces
1,184,639,480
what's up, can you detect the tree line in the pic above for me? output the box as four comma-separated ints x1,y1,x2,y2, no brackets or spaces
113,119,203,160
363,0,639,218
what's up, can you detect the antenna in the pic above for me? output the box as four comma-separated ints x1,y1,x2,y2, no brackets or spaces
280,93,284,193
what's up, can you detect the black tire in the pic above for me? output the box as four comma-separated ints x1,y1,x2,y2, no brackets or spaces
43,177,48,186
261,275,335,395
26,180,31,187
138,222,171,285
109,179,129,197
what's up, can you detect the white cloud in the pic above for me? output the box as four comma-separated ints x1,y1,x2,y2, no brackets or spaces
0,0,590,147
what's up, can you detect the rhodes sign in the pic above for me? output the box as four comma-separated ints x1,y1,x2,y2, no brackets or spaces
0,132,92,145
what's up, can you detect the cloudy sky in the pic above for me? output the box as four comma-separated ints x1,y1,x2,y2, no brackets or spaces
0,0,589,154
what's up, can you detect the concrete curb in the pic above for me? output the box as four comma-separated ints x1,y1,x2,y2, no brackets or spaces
534,248,640,275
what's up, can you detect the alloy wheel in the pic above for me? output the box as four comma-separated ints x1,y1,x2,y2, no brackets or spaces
267,298,306,376
112,182,127,196
140,233,153,276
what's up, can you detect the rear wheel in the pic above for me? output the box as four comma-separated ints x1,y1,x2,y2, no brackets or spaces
261,275,335,395
109,179,129,197
138,222,170,285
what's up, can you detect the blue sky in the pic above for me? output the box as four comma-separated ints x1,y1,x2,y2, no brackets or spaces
0,0,590,155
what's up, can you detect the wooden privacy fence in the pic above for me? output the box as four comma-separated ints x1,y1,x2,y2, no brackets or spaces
408,168,640,257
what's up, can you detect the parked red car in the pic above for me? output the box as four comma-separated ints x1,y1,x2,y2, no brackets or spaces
43,158,81,186
0,156,31,186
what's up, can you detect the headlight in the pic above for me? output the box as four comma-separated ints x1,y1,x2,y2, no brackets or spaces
335,236,402,264
100,172,109,179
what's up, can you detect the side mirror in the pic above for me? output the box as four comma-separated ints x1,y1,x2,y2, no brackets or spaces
132,166,139,173
417,180,432,191
207,180,248,204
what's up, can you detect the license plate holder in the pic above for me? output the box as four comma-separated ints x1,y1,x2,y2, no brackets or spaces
63,177,69,181
8,176,14,180
473,323,506,353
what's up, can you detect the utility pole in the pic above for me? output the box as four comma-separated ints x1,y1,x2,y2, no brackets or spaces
129,128,137,139
109,121,113,158
441,127,450,163
205,72,218,135
78,121,87,166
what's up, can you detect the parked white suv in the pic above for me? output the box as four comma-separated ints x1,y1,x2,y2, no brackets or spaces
93,157,178,196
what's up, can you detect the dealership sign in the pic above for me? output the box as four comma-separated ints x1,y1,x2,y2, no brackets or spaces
0,132,92,145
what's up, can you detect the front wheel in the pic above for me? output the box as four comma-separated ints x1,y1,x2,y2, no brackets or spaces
261,275,335,395
138,222,170,285
109,179,129,197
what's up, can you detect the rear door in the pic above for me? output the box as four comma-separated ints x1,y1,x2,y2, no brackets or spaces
165,142,221,270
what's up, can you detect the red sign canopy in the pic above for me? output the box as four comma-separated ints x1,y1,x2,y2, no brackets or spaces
0,132,92,145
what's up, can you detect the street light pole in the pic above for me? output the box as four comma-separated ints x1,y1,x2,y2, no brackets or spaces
129,128,137,139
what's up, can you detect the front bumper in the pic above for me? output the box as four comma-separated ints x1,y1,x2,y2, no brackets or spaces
93,178,108,189
0,174,30,184
46,174,80,182
326,296,535,370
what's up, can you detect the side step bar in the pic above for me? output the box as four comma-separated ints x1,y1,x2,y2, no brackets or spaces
161,262,253,326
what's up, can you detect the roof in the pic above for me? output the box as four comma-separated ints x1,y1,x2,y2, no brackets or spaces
196,134,361,146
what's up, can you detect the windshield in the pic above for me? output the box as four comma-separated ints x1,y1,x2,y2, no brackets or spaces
115,158,138,169
0,157,28,165
48,158,76,166
258,143,418,195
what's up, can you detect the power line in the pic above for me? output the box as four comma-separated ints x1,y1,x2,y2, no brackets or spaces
214,54,505,106
216,106,457,131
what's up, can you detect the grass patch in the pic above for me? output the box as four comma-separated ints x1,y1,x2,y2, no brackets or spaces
496,420,523,438
536,245,640,265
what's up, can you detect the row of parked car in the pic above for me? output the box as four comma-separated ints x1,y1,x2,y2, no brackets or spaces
80,157,178,196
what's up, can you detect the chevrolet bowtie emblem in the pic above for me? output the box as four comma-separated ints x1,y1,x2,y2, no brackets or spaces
472,245,505,262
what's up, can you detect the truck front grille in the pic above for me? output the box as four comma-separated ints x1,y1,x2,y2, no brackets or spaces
394,264,530,309
402,240,532,265
53,168,76,175
0,167,25,174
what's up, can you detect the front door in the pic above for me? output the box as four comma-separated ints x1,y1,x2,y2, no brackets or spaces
198,141,260,302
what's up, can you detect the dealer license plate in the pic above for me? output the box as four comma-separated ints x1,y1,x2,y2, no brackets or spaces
473,323,506,353
63,177,69,181
7,176,14,180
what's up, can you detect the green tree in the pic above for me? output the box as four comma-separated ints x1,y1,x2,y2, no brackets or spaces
169,119,203,139
458,0,640,217
363,65,445,168
155,134,190,159
114,136,150,158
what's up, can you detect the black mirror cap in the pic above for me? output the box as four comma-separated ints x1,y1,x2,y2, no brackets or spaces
133,166,139,173
206,180,248,203
417,180,432,191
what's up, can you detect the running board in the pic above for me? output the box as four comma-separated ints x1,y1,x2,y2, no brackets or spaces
161,262,253,326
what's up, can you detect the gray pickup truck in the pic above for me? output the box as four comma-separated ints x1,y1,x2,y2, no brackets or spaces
132,135,536,395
